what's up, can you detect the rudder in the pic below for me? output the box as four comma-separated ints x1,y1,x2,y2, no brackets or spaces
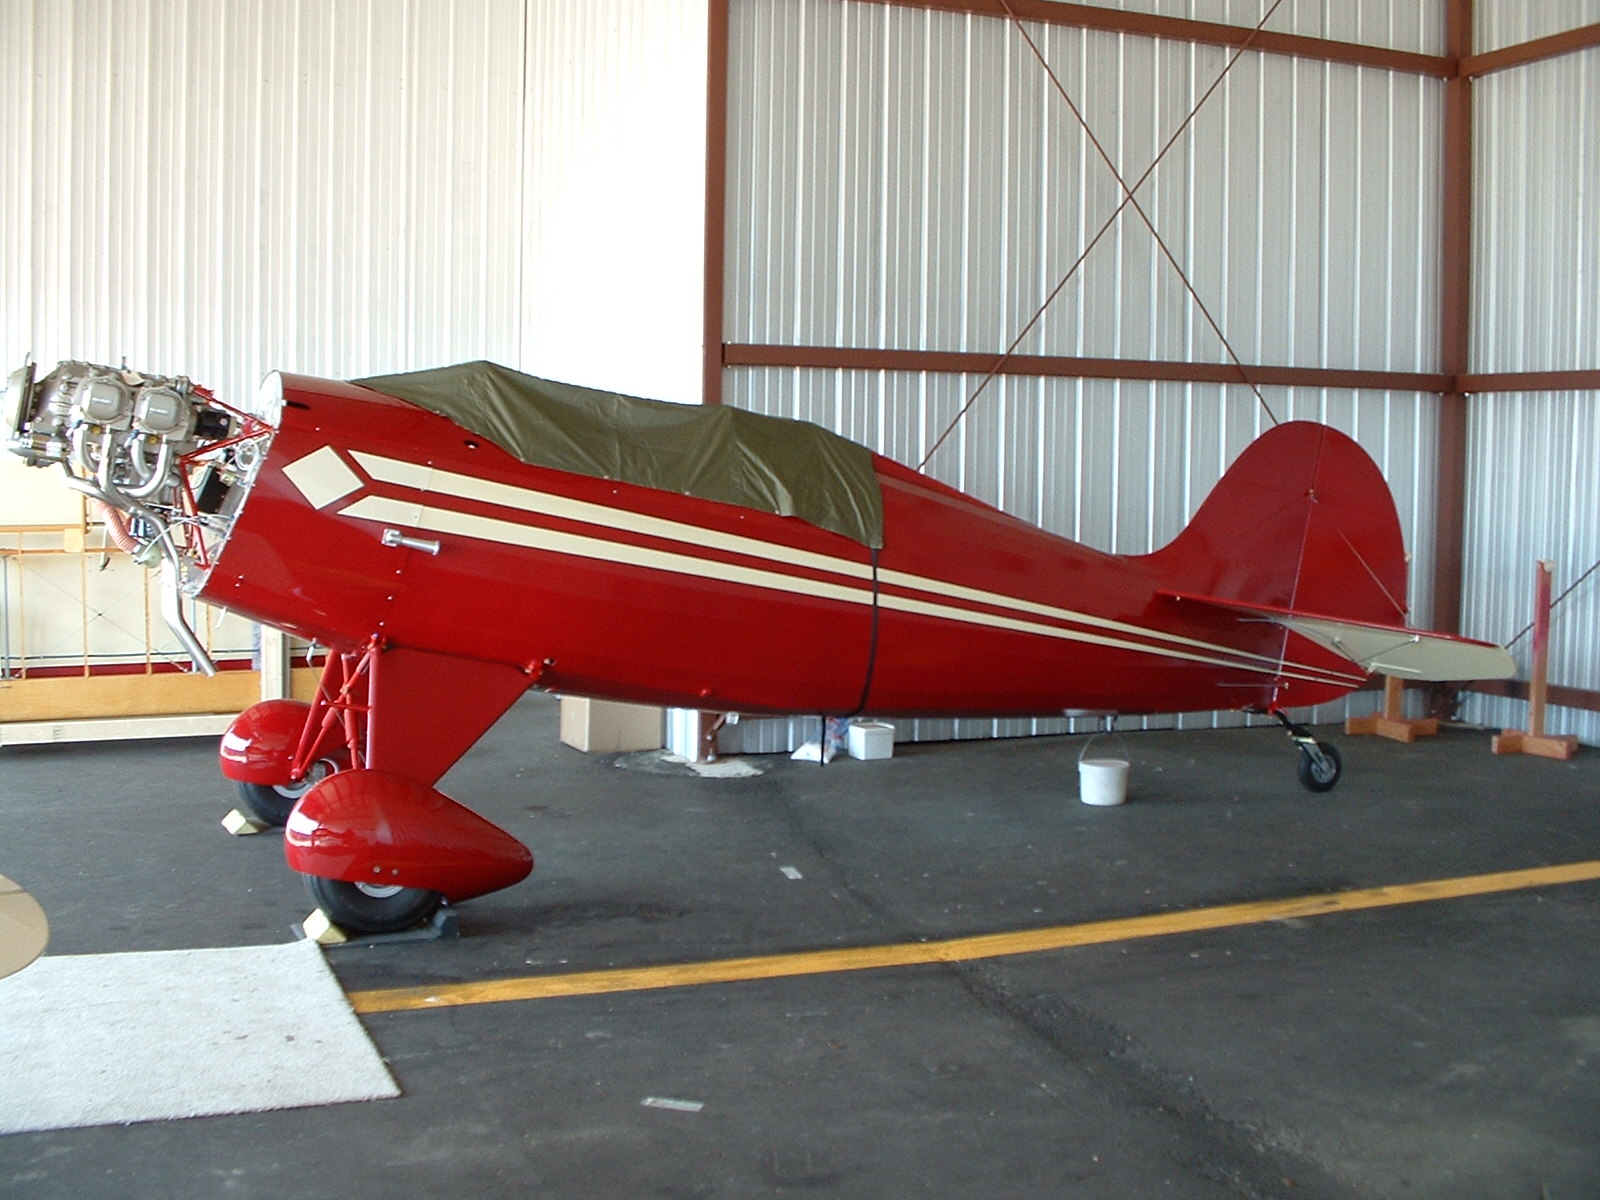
1147,422,1409,627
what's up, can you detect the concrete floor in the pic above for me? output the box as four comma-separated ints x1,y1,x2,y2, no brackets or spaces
2,694,1598,1199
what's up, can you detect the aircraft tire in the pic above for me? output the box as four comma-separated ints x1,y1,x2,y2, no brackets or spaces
234,779,308,826
1296,741,1342,793
232,759,338,826
305,874,443,935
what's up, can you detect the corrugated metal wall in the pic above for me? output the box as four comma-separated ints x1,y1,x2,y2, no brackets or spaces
1461,39,1600,747
720,0,1449,752
5,0,1594,747
1,0,707,679
0,0,705,405
727,1,1443,372
2,0,527,407
520,0,708,402
1473,50,1599,377
1476,0,1600,54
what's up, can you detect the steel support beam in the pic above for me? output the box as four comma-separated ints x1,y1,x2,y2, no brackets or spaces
1432,0,1474,643
1460,369,1600,394
702,0,731,406
881,0,1452,77
1463,21,1600,77
724,344,1451,395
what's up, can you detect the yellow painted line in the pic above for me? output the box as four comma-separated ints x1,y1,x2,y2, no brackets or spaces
347,860,1600,1015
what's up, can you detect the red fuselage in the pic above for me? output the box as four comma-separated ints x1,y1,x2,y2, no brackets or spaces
202,374,1362,721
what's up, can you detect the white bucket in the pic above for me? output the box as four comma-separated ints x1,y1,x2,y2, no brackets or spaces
1078,757,1129,806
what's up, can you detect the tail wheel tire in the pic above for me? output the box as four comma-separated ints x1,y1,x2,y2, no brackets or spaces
305,874,443,935
1296,741,1342,793
233,760,336,826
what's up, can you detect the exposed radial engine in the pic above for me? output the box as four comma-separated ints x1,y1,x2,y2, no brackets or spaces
3,360,274,672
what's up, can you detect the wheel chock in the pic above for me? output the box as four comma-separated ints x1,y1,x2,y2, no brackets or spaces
221,808,270,836
299,904,460,949
303,908,350,945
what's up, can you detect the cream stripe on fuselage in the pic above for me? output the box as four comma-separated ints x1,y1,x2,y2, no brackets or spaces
352,452,1308,674
339,453,1362,689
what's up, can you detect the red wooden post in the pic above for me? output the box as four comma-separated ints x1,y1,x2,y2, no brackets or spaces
1492,561,1578,760
1528,560,1553,738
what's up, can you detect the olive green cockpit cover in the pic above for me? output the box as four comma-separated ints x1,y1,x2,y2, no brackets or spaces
355,361,884,548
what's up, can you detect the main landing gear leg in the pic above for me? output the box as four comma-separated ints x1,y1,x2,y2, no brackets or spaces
1275,713,1343,793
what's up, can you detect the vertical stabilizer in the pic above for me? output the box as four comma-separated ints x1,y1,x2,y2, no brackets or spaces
1147,422,1409,628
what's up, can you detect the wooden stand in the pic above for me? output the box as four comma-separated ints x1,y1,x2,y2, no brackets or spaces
1345,676,1439,743
1492,561,1578,761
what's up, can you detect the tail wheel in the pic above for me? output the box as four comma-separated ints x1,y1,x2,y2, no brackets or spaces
1296,741,1342,793
233,759,337,826
305,874,443,935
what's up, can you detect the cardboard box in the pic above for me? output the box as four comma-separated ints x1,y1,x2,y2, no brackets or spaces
559,696,664,753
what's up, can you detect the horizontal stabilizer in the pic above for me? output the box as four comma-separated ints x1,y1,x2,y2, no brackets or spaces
1162,591,1515,682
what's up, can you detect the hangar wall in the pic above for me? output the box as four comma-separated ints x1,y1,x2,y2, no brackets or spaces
521,0,709,402
1475,0,1600,51
3,0,1595,749
1,0,524,416
718,0,1452,749
0,0,706,693
0,0,706,414
726,4,1444,372
1461,32,1600,747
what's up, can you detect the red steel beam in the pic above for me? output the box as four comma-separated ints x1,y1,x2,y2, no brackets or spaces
1460,369,1600,394
880,0,1453,77
728,343,1600,399
1462,22,1600,77
724,343,1450,394
1466,679,1600,716
703,0,731,406
1431,0,1474,640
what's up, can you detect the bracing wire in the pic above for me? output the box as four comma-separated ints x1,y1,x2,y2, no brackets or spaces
918,0,1288,474
1005,4,1286,426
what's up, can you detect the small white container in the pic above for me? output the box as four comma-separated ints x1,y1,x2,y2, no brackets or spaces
1077,729,1130,805
1077,757,1129,806
847,721,895,760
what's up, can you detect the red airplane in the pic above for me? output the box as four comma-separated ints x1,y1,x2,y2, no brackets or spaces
4,359,1512,933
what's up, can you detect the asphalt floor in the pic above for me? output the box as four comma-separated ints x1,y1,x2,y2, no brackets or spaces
2,693,1597,1199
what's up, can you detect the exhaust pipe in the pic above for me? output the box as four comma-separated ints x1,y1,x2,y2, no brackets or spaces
161,558,218,677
